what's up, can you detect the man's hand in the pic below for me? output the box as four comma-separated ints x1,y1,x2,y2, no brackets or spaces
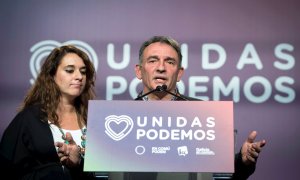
241,131,266,165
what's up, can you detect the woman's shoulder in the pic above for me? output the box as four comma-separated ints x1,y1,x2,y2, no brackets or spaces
1,105,46,142
17,104,44,118
12,104,46,125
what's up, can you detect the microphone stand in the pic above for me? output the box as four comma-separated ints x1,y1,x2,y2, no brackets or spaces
135,86,162,100
159,85,189,101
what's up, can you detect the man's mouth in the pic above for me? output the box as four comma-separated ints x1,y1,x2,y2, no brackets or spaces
154,77,167,83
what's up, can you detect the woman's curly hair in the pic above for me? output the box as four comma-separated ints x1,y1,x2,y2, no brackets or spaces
20,45,96,127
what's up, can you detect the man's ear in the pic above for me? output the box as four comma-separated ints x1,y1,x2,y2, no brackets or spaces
135,64,142,80
177,67,184,82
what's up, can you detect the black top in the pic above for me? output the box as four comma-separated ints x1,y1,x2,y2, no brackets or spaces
0,105,95,180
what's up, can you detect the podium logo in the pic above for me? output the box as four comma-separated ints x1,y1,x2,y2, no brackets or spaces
196,148,215,155
105,115,134,141
177,146,188,156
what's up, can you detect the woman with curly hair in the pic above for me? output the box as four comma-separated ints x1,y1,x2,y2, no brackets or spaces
0,45,96,180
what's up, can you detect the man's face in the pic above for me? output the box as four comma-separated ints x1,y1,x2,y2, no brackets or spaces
135,42,184,93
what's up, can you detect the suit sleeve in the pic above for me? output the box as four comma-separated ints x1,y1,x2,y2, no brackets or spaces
231,151,256,180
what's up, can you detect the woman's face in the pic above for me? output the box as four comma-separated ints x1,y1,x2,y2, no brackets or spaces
54,53,87,101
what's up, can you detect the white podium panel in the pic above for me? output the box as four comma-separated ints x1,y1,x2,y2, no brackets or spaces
84,101,234,173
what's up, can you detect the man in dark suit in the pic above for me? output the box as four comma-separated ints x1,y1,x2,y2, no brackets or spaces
125,36,266,180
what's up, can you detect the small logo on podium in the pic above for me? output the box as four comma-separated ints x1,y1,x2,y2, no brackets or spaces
177,146,188,156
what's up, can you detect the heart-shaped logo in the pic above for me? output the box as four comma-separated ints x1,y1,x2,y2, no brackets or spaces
105,115,134,141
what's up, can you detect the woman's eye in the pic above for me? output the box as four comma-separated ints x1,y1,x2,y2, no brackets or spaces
65,69,74,73
80,69,87,75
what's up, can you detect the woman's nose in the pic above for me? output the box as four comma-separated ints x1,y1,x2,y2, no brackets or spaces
75,70,83,80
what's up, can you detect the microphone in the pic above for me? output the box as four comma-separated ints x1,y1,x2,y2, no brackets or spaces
159,84,189,101
135,85,162,100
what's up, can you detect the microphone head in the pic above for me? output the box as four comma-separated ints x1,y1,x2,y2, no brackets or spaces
162,84,167,90
155,85,163,91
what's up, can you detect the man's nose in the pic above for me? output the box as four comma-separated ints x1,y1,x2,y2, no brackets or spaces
156,61,166,72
